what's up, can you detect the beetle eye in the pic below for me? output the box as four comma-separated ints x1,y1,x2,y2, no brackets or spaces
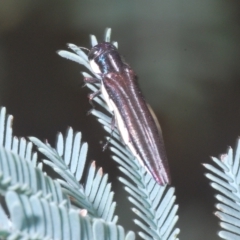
92,49,98,56
88,48,100,61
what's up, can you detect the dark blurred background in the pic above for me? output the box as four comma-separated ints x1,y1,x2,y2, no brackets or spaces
0,1,240,239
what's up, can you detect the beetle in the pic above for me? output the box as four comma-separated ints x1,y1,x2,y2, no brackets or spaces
84,42,171,185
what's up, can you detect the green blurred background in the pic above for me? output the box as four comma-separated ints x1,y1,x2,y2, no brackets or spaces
0,1,240,239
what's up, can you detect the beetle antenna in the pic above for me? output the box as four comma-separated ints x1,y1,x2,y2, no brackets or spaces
79,46,90,52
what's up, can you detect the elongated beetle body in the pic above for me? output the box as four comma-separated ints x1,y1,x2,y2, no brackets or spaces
86,42,171,185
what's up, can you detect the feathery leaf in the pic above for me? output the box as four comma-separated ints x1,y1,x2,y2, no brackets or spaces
30,127,118,222
3,190,134,240
0,145,69,205
204,138,240,239
0,107,134,239
0,107,38,166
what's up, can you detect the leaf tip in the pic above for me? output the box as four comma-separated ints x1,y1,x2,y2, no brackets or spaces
79,209,88,217
220,154,228,162
91,161,96,169
98,167,103,176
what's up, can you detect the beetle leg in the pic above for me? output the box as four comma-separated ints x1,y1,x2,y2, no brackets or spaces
82,77,101,87
103,116,116,151
88,90,101,107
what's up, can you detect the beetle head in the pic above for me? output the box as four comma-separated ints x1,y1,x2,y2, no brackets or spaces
88,42,124,75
